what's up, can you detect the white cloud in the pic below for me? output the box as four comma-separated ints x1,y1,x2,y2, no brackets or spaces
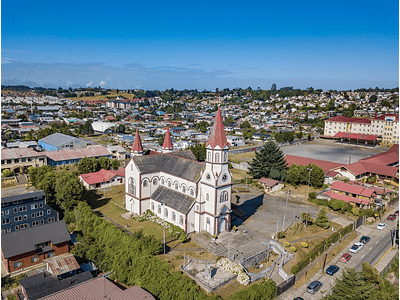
99,81,106,86
86,81,92,87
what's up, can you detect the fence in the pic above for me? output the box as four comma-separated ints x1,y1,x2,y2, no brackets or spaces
276,275,295,296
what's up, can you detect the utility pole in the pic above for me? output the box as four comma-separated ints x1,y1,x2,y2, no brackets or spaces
286,190,290,206
282,215,286,232
306,168,312,229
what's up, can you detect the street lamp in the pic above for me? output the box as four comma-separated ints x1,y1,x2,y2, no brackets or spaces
306,168,312,229
286,190,291,206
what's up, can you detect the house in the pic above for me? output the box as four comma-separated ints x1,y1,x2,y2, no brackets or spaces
329,181,376,203
38,133,96,151
125,107,232,236
80,168,125,190
39,276,155,300
44,146,112,166
1,148,47,174
1,190,59,235
107,145,127,160
226,135,245,147
258,178,284,193
1,220,71,273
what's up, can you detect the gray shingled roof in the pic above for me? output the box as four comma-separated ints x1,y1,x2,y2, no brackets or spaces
1,190,45,204
39,133,78,147
167,150,197,161
132,152,204,182
151,186,195,214
1,220,71,258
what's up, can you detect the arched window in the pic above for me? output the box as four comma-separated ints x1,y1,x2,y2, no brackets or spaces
182,186,186,193
143,180,148,187
220,191,228,202
175,183,179,190
158,205,161,214
206,193,209,201
179,216,184,225
151,202,154,211
190,189,194,196
215,153,219,162
128,177,136,196
168,180,171,188
161,179,165,185
206,217,210,224
153,178,158,185
224,152,227,162
208,152,211,162
164,208,168,218
131,164,133,171
172,212,176,221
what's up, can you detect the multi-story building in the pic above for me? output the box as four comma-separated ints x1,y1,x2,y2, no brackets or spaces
324,114,399,144
1,148,47,174
1,191,59,234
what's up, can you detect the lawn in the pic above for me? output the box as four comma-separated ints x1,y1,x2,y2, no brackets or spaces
85,185,169,241
231,169,248,182
229,152,255,163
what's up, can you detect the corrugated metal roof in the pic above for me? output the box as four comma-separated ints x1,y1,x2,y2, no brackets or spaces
44,146,110,162
1,148,46,160
47,254,80,276
39,133,78,148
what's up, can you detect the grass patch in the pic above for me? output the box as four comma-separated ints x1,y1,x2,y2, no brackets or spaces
230,152,256,163
231,169,248,182
1,182,17,189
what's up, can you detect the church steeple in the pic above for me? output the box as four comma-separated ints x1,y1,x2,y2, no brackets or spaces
162,127,173,153
131,129,143,156
206,106,229,149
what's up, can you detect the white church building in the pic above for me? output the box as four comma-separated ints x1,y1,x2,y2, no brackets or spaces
125,107,232,235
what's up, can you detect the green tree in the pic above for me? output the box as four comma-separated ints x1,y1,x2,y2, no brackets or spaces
274,132,284,143
247,141,287,179
224,116,234,125
158,135,165,146
78,157,94,174
315,208,330,229
285,164,301,186
240,121,252,129
2,169,12,178
55,171,86,213
187,143,206,162
111,159,120,170
98,157,110,170
309,164,325,188
270,168,281,180
322,268,374,300
196,121,209,133
296,131,303,139
28,165,53,186
328,199,348,212
37,171,58,206
118,124,126,133
301,212,312,224
91,157,100,172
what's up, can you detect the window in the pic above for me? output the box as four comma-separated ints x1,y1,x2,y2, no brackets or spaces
196,205,199,211
161,179,165,185
31,203,38,210
168,180,172,188
6,228,11,233
190,189,194,197
208,153,211,162
224,152,227,162
19,206,27,212
164,208,168,218
179,216,184,225
39,203,43,208
15,225,19,231
23,215,28,220
206,194,209,201
36,211,44,217
47,217,55,223
131,164,133,171
128,177,136,196
13,207,18,213
182,186,186,193
172,212,176,221
32,220,39,227
31,213,35,218
31,257,39,263
151,202,154,211
4,209,9,215
153,178,158,185
158,205,161,214
215,153,219,162
175,183,178,190
47,251,55,258
14,216,22,222
206,217,210,224
14,261,23,269
47,209,51,214
220,192,228,202
40,219,44,224
143,180,148,187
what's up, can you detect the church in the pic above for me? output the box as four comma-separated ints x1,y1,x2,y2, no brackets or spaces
125,107,232,236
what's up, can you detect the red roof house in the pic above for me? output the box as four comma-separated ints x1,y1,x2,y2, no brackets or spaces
80,168,125,190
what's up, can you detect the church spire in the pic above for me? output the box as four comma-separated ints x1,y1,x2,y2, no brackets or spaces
162,127,173,152
131,129,143,156
206,106,229,149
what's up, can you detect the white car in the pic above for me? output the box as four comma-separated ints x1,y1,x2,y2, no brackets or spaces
377,223,387,230
350,242,364,254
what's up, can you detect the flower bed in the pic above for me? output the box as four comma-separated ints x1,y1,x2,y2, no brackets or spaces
217,258,250,285
135,210,185,238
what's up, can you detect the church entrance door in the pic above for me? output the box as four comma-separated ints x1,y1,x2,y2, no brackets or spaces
219,218,226,233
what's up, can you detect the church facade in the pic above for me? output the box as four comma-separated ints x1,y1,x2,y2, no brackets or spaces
125,107,232,235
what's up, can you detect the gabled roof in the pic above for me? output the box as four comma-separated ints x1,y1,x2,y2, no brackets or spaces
132,152,203,182
80,168,125,185
206,107,229,149
131,129,143,153
330,181,375,197
44,146,110,162
151,186,195,214
324,191,370,205
1,148,46,160
258,178,281,187
38,133,78,147
340,161,399,177
2,220,71,258
162,128,173,150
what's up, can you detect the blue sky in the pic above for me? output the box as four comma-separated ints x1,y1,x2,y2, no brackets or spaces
2,0,398,90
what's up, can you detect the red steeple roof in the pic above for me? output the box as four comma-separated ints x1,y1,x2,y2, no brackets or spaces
162,127,173,150
132,129,143,153
206,106,229,149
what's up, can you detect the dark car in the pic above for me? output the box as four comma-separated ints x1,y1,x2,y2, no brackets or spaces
387,214,396,221
307,281,322,294
293,298,304,300
394,210,399,216
360,236,370,244
326,265,339,276
340,253,352,263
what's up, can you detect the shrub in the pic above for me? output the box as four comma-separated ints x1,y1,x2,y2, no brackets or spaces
301,242,308,248
179,233,188,243
2,169,12,178
291,265,300,274
277,231,285,239
283,241,290,247
175,254,183,260
352,207,360,216
291,247,297,252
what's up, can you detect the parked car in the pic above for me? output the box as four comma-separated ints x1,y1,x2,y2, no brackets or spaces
387,214,396,221
360,236,370,244
326,265,339,276
377,223,387,230
293,298,304,300
307,281,322,294
350,242,364,254
340,253,352,263
394,210,399,216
